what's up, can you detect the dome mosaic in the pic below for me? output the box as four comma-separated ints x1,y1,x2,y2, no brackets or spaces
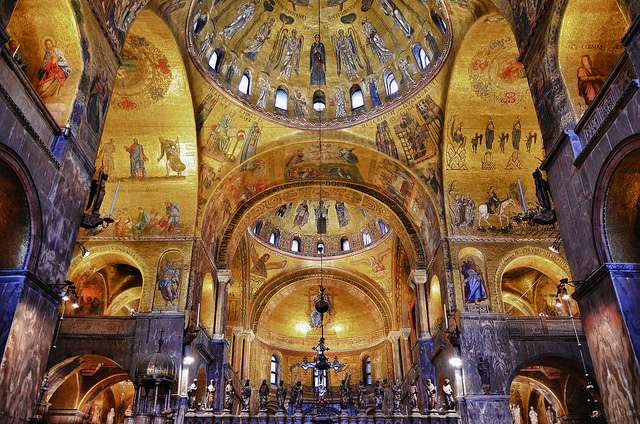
250,196,392,258
187,0,452,129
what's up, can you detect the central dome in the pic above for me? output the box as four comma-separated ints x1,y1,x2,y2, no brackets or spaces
187,0,451,129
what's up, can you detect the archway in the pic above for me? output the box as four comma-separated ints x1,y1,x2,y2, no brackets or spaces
46,355,134,423
0,158,32,269
509,357,601,423
67,254,143,316
495,249,575,317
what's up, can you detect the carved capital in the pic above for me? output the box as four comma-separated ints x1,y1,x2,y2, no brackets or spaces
243,329,256,343
387,330,402,343
217,269,232,286
410,269,428,285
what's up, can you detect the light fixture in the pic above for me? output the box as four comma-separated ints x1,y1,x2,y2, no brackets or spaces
313,90,326,112
71,302,80,309
333,324,343,332
296,322,310,334
548,235,561,254
449,356,463,368
561,286,570,301
183,355,195,365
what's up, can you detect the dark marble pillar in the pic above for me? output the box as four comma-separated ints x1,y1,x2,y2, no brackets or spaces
0,272,59,424
207,338,228,411
415,337,436,410
573,263,640,424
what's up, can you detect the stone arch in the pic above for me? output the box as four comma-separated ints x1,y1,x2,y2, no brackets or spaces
250,268,394,336
592,136,640,262
6,0,85,126
202,139,442,270
494,246,571,315
0,144,42,270
67,247,146,316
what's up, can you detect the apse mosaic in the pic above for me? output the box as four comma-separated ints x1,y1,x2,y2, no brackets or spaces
186,0,452,129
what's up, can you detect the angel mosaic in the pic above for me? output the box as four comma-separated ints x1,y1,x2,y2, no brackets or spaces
361,19,393,64
158,137,186,176
271,29,304,79
250,248,287,279
332,29,363,79
220,1,257,40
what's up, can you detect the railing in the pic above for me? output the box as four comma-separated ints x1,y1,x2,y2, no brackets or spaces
506,316,583,339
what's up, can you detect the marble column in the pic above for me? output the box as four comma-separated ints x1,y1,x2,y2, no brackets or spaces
573,263,640,423
0,272,59,424
241,330,255,380
387,331,402,380
213,269,232,339
400,328,413,378
411,270,430,339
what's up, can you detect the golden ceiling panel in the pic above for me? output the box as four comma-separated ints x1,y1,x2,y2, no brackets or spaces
186,0,452,129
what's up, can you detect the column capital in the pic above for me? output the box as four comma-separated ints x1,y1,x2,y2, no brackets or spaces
243,329,255,342
387,330,402,342
216,269,232,285
410,269,428,285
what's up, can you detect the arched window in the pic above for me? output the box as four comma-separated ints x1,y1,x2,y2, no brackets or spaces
238,70,251,95
362,356,372,385
384,71,399,96
270,355,280,385
317,241,325,255
275,87,288,111
378,220,388,235
350,84,365,112
208,48,225,73
291,237,301,253
412,43,430,70
340,237,350,252
362,230,372,246
253,220,263,236
269,228,281,246
431,9,447,35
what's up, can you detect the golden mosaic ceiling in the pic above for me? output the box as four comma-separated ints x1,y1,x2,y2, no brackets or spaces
250,194,391,258
187,0,452,129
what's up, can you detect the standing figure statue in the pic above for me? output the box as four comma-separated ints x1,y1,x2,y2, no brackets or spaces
241,379,251,412
224,380,235,412
391,380,402,413
276,380,287,411
187,379,198,410
310,34,326,85
273,29,304,79
259,379,269,411
339,379,349,411
357,381,367,413
206,379,216,410
333,29,362,79
374,380,384,411
220,1,257,40
425,378,437,411
442,378,455,411
243,17,276,61
361,19,393,64
408,380,420,412
106,408,115,424
510,403,522,424
545,405,557,424
290,380,303,411
529,406,539,424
